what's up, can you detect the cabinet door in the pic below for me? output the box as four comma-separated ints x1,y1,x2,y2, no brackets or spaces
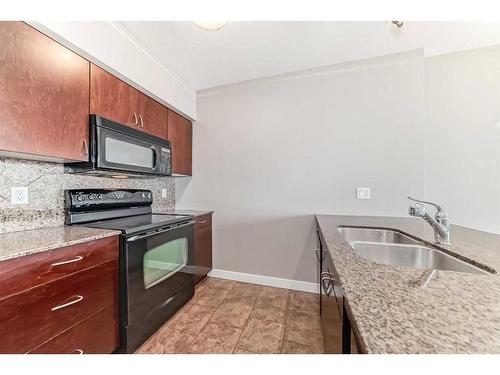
194,225,212,284
90,64,139,128
316,227,323,314
0,22,90,162
320,276,343,354
167,109,192,175
135,90,168,139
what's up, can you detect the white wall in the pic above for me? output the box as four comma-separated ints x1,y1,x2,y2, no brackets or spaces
424,45,500,234
176,52,426,283
29,21,196,119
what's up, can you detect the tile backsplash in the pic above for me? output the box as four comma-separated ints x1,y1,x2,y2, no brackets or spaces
0,158,175,233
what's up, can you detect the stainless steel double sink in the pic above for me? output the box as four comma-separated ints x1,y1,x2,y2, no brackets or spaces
337,227,487,275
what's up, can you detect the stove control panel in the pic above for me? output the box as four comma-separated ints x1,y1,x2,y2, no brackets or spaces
65,189,153,211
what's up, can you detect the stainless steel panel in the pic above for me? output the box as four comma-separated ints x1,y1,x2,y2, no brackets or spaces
337,227,420,245
350,242,487,275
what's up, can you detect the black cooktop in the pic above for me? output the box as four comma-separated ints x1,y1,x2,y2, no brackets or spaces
81,213,192,235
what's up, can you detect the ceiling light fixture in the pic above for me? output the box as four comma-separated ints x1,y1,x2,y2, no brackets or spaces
193,21,227,31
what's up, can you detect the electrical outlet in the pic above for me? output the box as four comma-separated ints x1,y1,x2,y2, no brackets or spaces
356,187,371,200
161,188,167,198
11,186,29,205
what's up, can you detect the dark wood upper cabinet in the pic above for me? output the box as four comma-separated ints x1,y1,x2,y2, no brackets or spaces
90,64,139,128
0,22,90,162
90,64,168,140
168,109,192,175
0,23,181,166
135,89,169,140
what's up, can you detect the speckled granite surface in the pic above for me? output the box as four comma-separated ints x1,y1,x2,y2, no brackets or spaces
0,226,120,263
315,215,500,354
0,157,175,233
157,209,214,217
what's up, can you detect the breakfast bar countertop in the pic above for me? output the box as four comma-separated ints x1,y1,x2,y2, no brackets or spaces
315,214,500,354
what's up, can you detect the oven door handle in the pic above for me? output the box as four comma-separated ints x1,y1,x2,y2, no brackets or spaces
127,221,195,242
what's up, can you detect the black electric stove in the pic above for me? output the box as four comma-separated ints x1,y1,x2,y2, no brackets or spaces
65,189,195,353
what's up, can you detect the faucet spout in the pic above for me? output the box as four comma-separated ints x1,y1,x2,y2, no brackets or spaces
408,198,451,245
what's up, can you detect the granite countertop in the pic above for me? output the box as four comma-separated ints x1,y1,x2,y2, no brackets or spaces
315,215,500,354
157,209,214,217
0,226,121,263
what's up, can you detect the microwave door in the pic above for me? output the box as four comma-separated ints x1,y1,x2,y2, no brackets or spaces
96,126,160,175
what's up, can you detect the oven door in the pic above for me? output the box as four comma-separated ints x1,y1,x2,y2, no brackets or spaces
95,124,170,176
122,221,195,353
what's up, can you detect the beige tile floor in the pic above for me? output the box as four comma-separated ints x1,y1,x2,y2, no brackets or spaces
137,277,324,354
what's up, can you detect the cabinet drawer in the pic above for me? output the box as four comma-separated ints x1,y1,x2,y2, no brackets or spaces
194,214,212,230
0,236,118,299
0,260,118,354
29,304,119,354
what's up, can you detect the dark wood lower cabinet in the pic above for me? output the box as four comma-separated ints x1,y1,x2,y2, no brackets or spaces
321,280,343,353
318,225,360,354
0,237,119,354
0,260,118,354
194,214,213,285
29,304,119,354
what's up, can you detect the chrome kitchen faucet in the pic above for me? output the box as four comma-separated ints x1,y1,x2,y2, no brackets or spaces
408,196,450,245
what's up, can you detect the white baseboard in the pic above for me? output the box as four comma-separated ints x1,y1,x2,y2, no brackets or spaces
207,269,318,293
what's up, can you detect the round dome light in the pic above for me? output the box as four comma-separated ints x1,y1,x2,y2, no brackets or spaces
193,21,227,31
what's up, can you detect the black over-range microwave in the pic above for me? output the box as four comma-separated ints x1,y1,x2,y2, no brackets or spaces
65,115,172,178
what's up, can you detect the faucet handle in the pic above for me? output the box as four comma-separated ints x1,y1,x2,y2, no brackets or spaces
407,196,446,215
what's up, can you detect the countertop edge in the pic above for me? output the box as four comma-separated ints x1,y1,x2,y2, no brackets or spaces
0,229,121,263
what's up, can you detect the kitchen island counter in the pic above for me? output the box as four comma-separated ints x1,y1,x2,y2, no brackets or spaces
315,214,500,354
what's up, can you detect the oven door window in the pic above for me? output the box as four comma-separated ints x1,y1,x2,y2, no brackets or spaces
143,238,188,289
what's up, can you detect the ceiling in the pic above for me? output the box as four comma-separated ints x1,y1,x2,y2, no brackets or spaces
116,21,500,91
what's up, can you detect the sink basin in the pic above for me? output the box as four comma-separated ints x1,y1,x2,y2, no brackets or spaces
350,242,487,275
338,227,421,245
338,226,488,275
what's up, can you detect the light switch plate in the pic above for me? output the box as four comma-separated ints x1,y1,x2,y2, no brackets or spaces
11,186,29,205
161,188,168,198
356,187,371,200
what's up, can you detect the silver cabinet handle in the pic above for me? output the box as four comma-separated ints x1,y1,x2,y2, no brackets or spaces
51,295,84,311
73,349,84,354
139,114,144,128
51,256,83,267
197,220,207,224
133,112,139,126
321,274,334,296
82,138,88,155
